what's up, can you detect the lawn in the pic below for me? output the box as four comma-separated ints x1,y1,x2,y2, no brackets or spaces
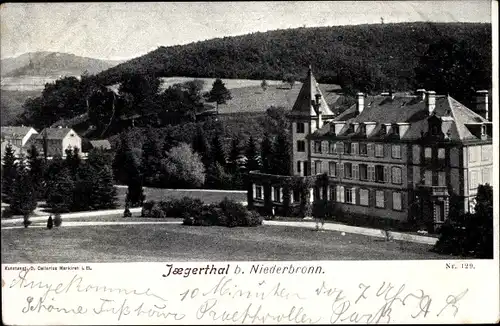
115,187,247,207
1,223,443,263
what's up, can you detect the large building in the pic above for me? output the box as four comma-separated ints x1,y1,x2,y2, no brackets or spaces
247,67,493,229
0,126,38,160
35,127,83,158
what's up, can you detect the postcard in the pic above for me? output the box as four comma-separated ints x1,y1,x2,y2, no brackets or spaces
1,1,498,324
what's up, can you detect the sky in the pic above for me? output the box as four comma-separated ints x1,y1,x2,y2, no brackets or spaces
0,1,492,60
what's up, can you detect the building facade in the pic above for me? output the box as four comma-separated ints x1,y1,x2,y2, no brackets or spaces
35,127,83,158
247,68,493,228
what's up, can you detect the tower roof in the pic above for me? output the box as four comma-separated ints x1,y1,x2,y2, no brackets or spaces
290,66,334,117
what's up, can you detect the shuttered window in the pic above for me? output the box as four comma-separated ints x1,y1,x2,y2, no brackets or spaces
375,144,384,157
391,167,402,184
329,161,337,176
438,171,446,186
375,190,385,208
359,189,369,206
353,164,359,179
391,145,401,159
392,192,402,211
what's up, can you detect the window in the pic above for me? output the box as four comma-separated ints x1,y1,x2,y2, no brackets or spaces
481,146,491,161
380,125,387,134
359,189,369,206
314,161,322,175
393,125,400,136
424,147,432,159
360,124,366,135
297,140,305,152
391,145,401,159
255,185,263,199
375,144,384,157
482,167,491,184
329,141,336,154
375,165,385,182
337,185,345,203
329,186,336,201
359,143,368,155
368,165,375,181
344,163,353,178
470,170,478,189
328,161,337,176
292,189,300,203
438,148,445,160
314,141,322,153
345,188,355,204
392,192,402,211
296,122,305,133
336,142,344,154
344,142,351,154
438,171,446,186
297,161,302,174
391,167,402,184
481,125,486,136
375,190,385,208
353,164,359,179
273,187,281,202
424,170,432,186
468,147,477,162
351,143,358,155
359,164,368,180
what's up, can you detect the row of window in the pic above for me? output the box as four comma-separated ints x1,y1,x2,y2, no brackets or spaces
253,184,403,211
302,141,402,159
327,186,403,211
469,146,492,163
422,170,447,187
311,161,404,184
469,168,492,189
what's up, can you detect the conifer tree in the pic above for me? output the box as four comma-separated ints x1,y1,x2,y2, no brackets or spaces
272,131,292,175
92,165,117,209
10,154,37,218
27,144,45,196
211,132,226,167
47,168,75,213
112,132,133,184
72,163,96,211
205,78,232,114
244,135,260,172
260,133,274,174
192,126,211,167
65,147,81,178
227,138,244,189
141,128,163,186
1,143,17,203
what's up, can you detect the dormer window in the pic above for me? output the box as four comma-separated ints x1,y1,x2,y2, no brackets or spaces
380,125,387,134
360,124,366,135
329,124,336,135
431,125,439,135
481,125,487,136
393,125,399,136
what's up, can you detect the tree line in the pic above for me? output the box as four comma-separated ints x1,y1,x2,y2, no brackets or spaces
2,144,117,221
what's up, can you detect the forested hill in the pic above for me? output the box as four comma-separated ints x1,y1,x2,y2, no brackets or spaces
97,22,491,94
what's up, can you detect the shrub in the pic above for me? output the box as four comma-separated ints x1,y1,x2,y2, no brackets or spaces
141,200,157,217
150,204,166,219
47,216,54,229
54,213,62,227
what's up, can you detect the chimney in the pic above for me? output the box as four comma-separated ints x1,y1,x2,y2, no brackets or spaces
356,92,364,115
426,91,436,115
416,89,426,101
475,90,489,120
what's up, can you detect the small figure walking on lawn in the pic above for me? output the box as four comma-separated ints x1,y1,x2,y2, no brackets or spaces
47,215,53,229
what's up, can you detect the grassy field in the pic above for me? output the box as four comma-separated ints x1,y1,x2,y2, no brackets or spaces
115,187,247,207
1,223,442,263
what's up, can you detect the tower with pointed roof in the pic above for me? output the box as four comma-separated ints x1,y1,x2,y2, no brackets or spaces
288,66,335,176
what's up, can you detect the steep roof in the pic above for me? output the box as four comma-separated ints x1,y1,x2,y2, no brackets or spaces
290,66,334,117
37,127,76,140
314,93,490,142
0,126,36,140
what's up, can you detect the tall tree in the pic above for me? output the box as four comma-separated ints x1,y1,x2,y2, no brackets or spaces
72,163,96,211
204,78,232,114
272,131,292,175
260,133,274,174
1,143,17,203
27,144,45,197
245,135,260,172
141,128,164,186
47,168,75,213
91,165,117,210
192,126,211,167
10,154,37,217
210,132,226,167
227,138,244,189
65,147,81,178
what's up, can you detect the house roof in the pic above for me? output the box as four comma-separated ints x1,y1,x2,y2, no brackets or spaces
289,66,334,117
37,127,76,140
0,126,36,140
313,93,490,142
89,139,112,150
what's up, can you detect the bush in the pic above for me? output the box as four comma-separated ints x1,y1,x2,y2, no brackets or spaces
141,200,157,217
54,213,62,227
150,204,166,219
